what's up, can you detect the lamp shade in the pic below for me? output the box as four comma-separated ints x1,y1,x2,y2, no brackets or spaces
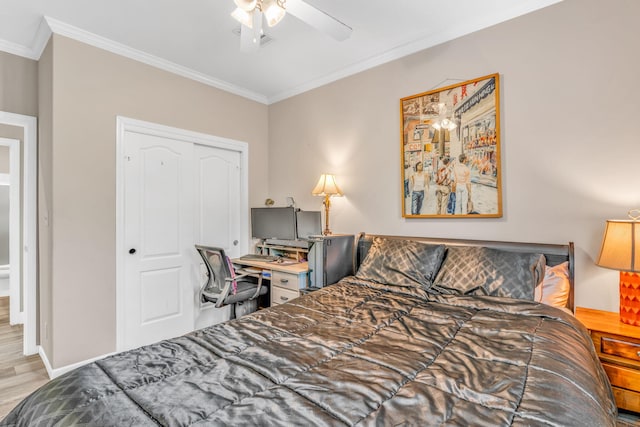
312,174,343,197
597,220,640,272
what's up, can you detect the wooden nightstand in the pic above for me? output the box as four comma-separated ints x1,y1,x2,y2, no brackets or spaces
576,307,640,413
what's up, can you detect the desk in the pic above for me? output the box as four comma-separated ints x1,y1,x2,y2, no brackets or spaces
232,259,309,307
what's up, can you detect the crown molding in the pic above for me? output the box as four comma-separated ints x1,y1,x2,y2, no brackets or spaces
0,16,51,60
0,38,39,60
30,17,53,59
44,17,268,104
267,0,562,103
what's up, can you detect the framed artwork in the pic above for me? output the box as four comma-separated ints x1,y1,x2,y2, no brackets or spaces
400,73,502,218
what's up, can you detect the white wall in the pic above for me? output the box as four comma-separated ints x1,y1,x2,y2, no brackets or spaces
268,0,640,312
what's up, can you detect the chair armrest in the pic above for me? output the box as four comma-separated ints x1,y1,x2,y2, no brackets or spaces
224,273,263,300
249,275,264,300
201,277,233,308
227,273,250,281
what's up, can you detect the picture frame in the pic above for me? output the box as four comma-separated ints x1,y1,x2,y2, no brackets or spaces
400,73,502,218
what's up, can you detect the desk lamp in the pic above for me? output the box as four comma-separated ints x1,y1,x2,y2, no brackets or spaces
311,174,342,235
597,210,640,325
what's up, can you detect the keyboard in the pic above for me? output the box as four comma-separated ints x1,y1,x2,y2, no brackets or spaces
239,254,279,262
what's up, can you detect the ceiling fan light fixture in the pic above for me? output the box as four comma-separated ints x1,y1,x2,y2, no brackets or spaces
263,0,286,27
233,0,258,12
432,118,457,131
441,118,457,130
231,7,254,28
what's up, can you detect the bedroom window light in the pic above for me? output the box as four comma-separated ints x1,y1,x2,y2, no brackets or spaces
597,209,640,326
311,174,343,236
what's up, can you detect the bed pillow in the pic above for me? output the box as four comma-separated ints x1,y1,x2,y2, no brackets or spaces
356,237,446,289
431,246,546,300
535,261,571,309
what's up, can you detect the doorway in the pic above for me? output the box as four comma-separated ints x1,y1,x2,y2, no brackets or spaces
0,112,37,356
116,117,249,352
0,138,20,312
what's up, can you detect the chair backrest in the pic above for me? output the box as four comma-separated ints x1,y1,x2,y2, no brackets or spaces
195,245,233,307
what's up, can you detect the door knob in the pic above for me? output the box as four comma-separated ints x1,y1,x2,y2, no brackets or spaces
233,240,239,246
129,248,136,254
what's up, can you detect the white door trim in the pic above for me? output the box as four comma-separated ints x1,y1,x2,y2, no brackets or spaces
0,138,21,324
115,116,249,352
0,112,37,356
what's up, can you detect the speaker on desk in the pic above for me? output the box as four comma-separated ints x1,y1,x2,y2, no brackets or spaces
308,235,355,288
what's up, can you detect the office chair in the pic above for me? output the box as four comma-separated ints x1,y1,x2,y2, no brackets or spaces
195,245,267,319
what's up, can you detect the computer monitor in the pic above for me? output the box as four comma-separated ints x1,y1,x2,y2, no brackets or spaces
250,207,297,240
296,210,322,239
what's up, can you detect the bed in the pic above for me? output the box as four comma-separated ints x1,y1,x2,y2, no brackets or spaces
1,234,616,426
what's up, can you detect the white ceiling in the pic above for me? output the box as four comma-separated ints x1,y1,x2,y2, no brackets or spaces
0,0,561,104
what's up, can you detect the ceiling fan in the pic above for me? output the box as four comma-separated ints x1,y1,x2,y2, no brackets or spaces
231,0,352,52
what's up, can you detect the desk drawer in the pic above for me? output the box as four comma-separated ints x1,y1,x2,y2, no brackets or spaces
602,362,640,392
602,336,640,362
272,271,302,291
271,286,299,306
612,386,640,412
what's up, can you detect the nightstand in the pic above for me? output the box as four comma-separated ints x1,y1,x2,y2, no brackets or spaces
576,307,640,412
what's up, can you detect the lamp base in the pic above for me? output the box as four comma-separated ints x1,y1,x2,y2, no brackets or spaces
620,271,640,326
322,195,332,236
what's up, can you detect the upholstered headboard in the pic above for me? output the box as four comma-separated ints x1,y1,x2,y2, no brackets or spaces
355,233,575,311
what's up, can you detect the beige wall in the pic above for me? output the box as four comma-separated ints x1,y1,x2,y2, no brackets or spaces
45,34,269,368
0,51,38,116
38,39,53,359
268,0,640,313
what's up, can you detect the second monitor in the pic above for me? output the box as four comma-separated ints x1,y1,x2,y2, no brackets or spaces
295,210,322,240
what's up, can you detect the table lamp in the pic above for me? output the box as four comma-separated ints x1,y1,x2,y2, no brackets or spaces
596,210,640,325
311,174,342,235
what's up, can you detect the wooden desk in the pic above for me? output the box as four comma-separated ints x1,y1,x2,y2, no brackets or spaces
576,307,640,412
232,259,309,307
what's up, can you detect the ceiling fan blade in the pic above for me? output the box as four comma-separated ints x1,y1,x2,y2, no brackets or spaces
285,0,352,41
239,10,263,52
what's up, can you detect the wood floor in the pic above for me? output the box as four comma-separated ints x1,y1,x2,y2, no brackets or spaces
0,296,49,420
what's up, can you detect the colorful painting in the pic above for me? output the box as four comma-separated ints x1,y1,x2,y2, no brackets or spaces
400,73,502,218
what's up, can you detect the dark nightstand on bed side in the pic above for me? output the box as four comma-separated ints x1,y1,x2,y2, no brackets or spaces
576,306,640,413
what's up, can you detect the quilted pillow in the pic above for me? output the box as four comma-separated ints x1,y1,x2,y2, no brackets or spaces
535,261,571,309
356,237,446,289
432,246,546,300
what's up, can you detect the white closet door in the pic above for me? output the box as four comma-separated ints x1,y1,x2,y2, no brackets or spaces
193,144,242,329
122,131,195,351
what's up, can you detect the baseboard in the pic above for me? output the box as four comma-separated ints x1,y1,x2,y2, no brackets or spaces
38,346,116,379
38,346,54,378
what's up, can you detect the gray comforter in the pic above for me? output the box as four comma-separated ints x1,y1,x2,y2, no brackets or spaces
2,278,616,426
